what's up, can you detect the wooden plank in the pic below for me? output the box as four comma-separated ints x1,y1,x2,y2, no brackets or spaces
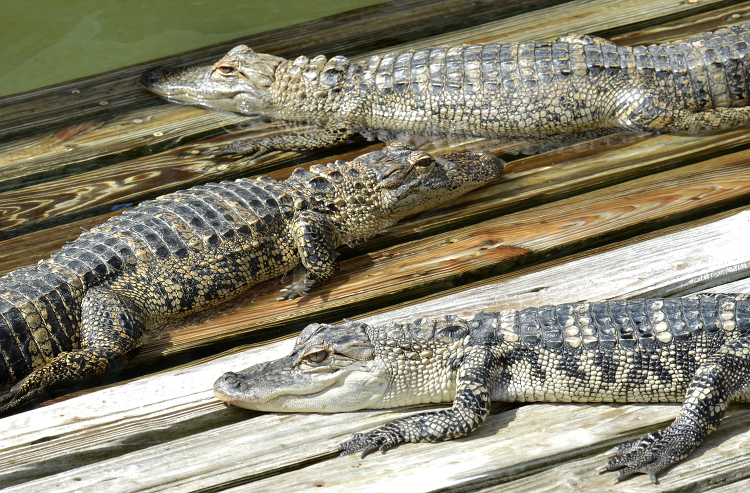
6,120,750,245
3,123,750,271
361,208,750,327
229,408,750,493
2,209,748,492
0,106,248,186
477,408,750,492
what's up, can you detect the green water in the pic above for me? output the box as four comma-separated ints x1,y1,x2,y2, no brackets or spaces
0,0,388,97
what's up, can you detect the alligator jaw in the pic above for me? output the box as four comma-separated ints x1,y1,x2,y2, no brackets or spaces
213,361,388,413
140,65,260,113
141,45,284,115
213,322,389,413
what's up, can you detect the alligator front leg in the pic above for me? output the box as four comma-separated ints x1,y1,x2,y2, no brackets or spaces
0,286,146,413
204,120,356,159
338,344,493,456
279,210,340,300
600,336,750,483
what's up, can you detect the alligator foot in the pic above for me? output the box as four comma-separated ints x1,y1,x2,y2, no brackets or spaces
598,429,686,484
338,426,405,458
205,140,274,159
277,282,307,300
177,140,274,159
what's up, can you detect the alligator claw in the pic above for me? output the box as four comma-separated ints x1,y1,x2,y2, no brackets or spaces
277,286,304,301
598,429,688,484
338,426,405,459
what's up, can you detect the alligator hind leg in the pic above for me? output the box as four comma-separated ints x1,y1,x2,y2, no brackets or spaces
0,286,147,414
669,105,750,133
338,345,493,457
616,83,750,133
600,336,750,483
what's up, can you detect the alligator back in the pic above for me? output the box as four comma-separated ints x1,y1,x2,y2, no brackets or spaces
349,22,750,137
0,177,295,386
366,293,750,406
143,21,750,158
0,143,502,404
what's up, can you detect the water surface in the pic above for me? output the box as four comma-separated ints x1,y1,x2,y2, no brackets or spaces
0,0,388,96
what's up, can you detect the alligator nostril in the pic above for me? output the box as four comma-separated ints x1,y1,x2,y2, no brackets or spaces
140,67,166,87
222,372,242,389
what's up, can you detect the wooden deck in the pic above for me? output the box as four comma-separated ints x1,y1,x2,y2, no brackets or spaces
3,0,750,491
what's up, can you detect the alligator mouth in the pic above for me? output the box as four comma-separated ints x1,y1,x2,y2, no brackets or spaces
212,369,345,409
140,66,241,101
214,384,334,408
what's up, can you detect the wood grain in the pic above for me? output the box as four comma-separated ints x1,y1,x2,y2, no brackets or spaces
1,209,748,492
3,1,750,491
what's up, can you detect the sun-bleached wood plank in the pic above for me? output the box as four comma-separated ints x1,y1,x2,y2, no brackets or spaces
1,208,748,491
363,208,750,326
477,407,750,492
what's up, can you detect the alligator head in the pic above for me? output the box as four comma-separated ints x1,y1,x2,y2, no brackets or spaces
361,142,504,221
214,321,389,412
141,45,284,114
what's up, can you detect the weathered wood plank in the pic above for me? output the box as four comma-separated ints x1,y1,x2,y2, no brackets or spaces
478,407,750,492
361,208,750,326
1,209,748,491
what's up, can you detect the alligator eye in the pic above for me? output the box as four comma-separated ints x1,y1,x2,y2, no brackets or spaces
304,350,328,363
409,152,434,168
216,65,238,76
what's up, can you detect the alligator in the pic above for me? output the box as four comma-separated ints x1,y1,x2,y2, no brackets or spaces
214,293,750,483
0,142,502,414
142,22,750,159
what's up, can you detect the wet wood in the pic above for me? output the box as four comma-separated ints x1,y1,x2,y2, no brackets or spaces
0,0,738,200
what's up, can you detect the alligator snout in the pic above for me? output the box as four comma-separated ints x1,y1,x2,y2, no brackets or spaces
140,66,168,89
214,371,243,392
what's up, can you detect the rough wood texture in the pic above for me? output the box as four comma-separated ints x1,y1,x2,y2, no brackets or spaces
3,0,750,491
2,210,749,492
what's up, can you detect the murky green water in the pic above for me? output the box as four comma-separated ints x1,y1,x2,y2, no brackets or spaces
0,0,388,97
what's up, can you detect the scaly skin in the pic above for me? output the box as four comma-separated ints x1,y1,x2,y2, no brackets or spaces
214,294,750,483
143,22,750,158
0,142,503,414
